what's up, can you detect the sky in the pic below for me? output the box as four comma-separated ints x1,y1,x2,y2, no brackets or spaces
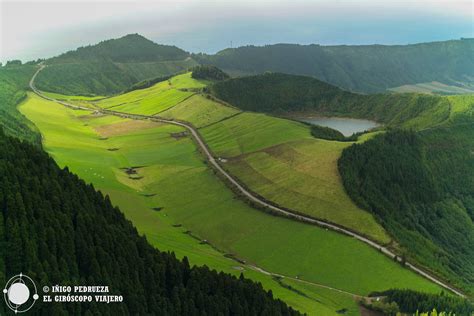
0,0,473,63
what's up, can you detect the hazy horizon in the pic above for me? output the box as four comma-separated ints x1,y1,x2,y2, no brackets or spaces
1,0,473,63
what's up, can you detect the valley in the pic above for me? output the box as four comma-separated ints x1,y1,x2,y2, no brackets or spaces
0,30,472,315
19,65,461,314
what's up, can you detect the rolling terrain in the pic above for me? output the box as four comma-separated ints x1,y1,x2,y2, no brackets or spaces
0,128,302,315
18,67,453,315
196,39,474,93
209,72,474,295
34,34,198,96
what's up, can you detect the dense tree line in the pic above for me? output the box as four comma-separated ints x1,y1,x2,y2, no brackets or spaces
338,128,474,294
369,289,474,315
0,65,40,144
124,74,174,93
309,124,358,141
0,130,301,315
195,39,474,93
191,65,230,81
210,73,450,129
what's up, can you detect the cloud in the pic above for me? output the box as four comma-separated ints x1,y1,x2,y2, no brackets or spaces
0,0,472,62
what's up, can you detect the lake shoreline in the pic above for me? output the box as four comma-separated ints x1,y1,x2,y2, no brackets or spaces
286,114,381,136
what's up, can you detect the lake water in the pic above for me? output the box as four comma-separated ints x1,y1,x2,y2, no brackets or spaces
297,117,380,136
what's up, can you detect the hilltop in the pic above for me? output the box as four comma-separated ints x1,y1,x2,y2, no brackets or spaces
35,34,197,95
48,33,189,63
196,39,474,93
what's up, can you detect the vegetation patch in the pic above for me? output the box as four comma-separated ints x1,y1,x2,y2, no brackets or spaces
367,289,474,315
191,65,230,81
338,129,474,294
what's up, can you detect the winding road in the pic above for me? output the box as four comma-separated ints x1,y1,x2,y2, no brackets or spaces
30,65,465,298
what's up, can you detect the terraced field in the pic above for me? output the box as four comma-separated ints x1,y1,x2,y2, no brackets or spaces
21,74,446,315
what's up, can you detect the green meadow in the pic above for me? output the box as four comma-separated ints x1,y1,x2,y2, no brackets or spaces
20,92,442,312
199,113,389,242
160,94,240,127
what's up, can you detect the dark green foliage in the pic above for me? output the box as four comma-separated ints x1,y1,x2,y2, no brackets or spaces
36,34,193,95
35,61,137,96
124,74,173,93
0,130,300,315
191,65,229,81
48,34,188,64
210,73,450,129
195,39,474,93
309,125,357,141
338,129,474,294
370,289,474,315
0,65,40,144
5,60,22,67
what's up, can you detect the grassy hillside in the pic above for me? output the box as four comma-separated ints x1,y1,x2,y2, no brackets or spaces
0,129,301,315
35,34,197,95
21,77,444,315
0,65,40,144
196,39,474,93
94,72,205,115
211,71,474,294
210,73,451,130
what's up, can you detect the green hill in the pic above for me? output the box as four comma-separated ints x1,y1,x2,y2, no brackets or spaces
339,125,474,295
210,72,450,129
0,128,300,315
210,72,474,294
35,34,197,95
48,33,188,63
196,39,474,93
0,65,40,144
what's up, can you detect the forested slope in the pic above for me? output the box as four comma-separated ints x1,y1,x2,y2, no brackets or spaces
0,65,40,144
338,122,474,295
210,73,450,129
35,34,197,95
196,39,474,93
0,130,300,315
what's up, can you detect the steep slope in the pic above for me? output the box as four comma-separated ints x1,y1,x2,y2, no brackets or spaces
35,34,197,95
211,71,474,294
0,129,300,315
338,99,474,295
210,73,450,129
0,65,40,144
48,33,188,63
196,39,474,93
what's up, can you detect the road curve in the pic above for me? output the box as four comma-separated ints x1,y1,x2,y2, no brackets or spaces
30,65,465,298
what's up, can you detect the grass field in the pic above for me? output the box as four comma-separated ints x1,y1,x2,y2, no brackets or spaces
200,113,390,242
222,138,389,242
448,94,474,118
200,112,311,156
20,92,443,316
93,72,208,115
160,94,240,127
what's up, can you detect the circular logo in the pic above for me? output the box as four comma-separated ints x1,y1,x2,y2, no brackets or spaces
3,273,38,314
